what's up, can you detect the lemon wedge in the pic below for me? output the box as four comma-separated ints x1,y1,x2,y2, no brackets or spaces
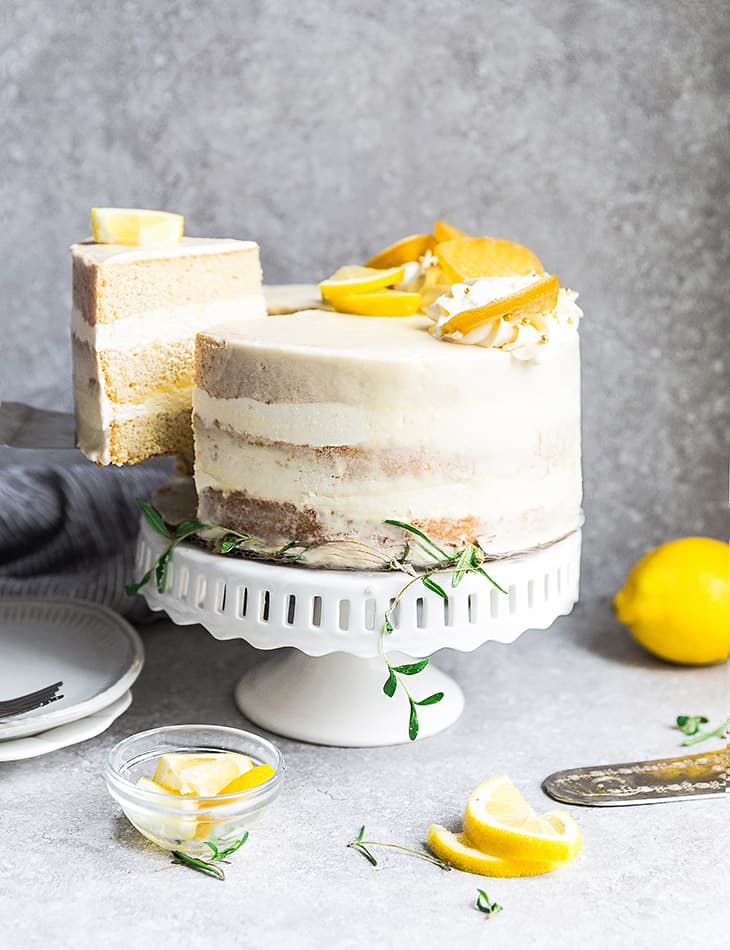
462,776,582,864
132,776,198,843
91,207,184,245
427,826,561,877
319,265,407,302
218,764,275,795
332,290,421,316
153,752,253,796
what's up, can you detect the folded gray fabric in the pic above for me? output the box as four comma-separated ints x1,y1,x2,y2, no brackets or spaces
0,463,170,622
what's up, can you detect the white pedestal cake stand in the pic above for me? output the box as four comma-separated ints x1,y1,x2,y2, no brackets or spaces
136,522,581,746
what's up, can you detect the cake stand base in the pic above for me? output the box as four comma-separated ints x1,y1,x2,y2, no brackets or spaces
235,649,464,746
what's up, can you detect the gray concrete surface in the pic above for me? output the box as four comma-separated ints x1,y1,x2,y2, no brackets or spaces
1,605,727,949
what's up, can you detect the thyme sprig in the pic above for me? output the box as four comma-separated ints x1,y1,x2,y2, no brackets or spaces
380,521,506,740
171,832,249,881
475,888,503,918
348,825,451,871
676,714,730,747
126,499,255,595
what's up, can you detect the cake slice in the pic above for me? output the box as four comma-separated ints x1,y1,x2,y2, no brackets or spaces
72,236,266,465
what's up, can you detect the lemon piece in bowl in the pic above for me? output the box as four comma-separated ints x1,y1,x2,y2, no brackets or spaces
153,752,253,796
129,776,198,846
91,207,184,245
614,537,730,665
462,776,582,864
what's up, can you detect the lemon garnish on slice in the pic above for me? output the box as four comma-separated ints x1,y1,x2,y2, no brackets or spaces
332,290,421,317
90,208,184,246
319,265,407,303
439,274,559,336
153,752,253,796
426,825,561,878
462,776,582,864
433,219,467,242
436,236,544,283
365,233,435,269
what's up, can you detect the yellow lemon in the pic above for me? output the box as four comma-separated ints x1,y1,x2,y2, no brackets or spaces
332,290,421,316
426,825,562,878
462,776,582,864
218,764,275,795
614,537,730,665
91,208,183,245
153,752,253,796
131,776,198,844
319,265,407,302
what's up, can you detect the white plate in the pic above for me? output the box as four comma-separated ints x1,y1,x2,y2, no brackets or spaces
0,690,132,761
0,599,144,740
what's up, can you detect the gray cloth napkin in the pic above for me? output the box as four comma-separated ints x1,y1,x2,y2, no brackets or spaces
0,463,170,622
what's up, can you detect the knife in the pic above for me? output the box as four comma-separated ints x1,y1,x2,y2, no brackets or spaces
0,402,76,450
543,747,727,806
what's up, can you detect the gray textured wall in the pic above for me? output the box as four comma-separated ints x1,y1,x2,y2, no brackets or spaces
1,0,728,595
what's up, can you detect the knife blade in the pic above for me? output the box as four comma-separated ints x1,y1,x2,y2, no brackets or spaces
0,402,76,450
543,747,727,806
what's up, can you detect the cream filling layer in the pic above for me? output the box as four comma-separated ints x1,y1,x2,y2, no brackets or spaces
75,380,193,428
192,388,579,452
72,295,266,347
193,435,581,522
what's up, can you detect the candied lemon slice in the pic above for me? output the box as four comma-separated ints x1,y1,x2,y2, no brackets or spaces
332,290,421,316
365,233,435,269
436,236,544,282
91,208,184,245
427,825,562,878
433,219,467,242
462,776,582,864
153,752,253,796
319,265,407,302
439,274,559,336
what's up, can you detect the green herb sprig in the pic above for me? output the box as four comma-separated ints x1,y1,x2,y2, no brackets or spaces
172,833,249,881
348,825,451,870
676,714,730,747
126,499,254,596
381,521,506,740
475,888,503,918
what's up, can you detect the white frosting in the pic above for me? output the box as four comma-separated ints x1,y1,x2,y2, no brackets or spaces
429,276,582,363
72,296,266,348
394,249,440,292
70,236,257,265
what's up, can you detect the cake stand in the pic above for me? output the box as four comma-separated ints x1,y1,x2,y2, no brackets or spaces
136,522,581,746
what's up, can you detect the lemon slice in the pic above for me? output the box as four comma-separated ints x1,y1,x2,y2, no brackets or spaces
365,233,435,269
462,776,582,864
332,290,421,316
91,207,184,245
427,825,561,878
439,274,559,336
436,236,544,283
153,752,253,796
319,265,407,302
218,763,275,795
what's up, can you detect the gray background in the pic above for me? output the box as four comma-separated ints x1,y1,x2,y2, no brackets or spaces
1,3,729,948
2,0,728,597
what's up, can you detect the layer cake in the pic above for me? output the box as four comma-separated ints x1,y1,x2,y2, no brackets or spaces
193,303,582,569
72,237,265,465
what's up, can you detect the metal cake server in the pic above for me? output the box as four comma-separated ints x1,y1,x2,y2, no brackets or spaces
543,747,727,806
0,402,75,449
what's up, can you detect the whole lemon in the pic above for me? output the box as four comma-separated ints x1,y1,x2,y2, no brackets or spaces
614,537,730,665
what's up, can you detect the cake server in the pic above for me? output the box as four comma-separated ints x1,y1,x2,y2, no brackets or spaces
0,402,75,449
543,747,727,805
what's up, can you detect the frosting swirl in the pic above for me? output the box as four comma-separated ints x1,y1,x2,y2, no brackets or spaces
428,275,582,362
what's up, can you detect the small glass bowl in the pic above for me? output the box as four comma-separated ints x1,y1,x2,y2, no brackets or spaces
105,724,284,858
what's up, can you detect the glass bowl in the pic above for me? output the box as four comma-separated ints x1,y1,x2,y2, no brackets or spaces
105,724,284,857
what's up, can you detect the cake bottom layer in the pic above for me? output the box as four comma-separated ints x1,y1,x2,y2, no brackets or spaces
197,486,582,570
77,407,194,467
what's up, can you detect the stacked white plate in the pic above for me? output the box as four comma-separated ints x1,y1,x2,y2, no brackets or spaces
0,599,144,761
